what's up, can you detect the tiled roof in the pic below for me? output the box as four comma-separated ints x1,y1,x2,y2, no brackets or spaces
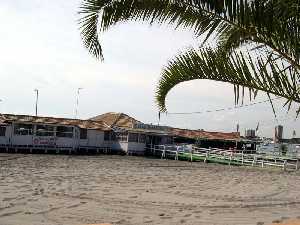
0,114,110,131
171,128,240,141
90,112,140,129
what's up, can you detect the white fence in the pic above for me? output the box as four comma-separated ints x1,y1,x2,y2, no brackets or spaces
147,145,300,171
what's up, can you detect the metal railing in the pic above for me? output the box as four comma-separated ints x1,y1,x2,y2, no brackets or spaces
146,144,300,171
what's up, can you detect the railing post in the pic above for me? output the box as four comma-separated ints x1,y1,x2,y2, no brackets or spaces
252,156,256,167
229,151,233,165
296,159,299,171
242,150,244,165
161,146,166,159
283,160,287,171
204,149,209,163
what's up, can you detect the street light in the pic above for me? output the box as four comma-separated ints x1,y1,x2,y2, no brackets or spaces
34,89,39,116
75,88,83,119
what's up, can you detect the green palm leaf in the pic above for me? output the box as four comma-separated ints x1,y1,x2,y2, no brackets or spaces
156,47,300,112
78,0,300,113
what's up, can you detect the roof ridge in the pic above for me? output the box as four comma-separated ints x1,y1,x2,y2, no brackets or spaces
111,112,123,127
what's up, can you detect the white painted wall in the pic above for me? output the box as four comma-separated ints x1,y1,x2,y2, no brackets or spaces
79,139,88,146
0,126,10,145
86,130,104,147
0,137,6,145
11,135,33,146
110,141,128,152
56,137,75,148
5,126,13,144
127,142,146,154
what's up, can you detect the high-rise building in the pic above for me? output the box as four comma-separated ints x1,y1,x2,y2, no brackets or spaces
245,129,256,138
274,125,283,143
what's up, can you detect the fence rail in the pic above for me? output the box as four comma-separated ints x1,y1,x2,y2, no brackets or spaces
146,145,300,171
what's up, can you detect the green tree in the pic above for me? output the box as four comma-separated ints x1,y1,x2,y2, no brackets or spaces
79,0,300,114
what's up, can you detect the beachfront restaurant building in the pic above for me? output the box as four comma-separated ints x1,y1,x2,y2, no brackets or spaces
0,113,173,155
171,128,243,149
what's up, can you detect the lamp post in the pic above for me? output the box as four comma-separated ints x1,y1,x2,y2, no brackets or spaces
34,89,39,116
75,88,83,119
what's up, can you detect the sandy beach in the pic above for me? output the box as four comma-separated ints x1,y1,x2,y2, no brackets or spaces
1,154,300,225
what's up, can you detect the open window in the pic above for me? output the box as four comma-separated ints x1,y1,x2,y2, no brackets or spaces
116,132,128,142
139,134,146,143
128,133,139,142
56,126,73,138
14,123,33,135
104,131,117,141
36,125,55,136
80,128,87,139
0,126,6,136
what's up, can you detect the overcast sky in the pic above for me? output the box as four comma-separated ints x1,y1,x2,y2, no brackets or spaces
0,0,299,138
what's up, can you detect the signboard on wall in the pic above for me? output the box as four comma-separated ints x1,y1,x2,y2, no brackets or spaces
133,122,169,131
33,137,56,146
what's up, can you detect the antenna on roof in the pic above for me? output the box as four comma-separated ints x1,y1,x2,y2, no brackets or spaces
158,111,161,126
75,88,83,119
34,89,39,117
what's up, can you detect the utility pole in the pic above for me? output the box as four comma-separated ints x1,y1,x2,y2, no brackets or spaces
75,88,83,119
34,89,39,116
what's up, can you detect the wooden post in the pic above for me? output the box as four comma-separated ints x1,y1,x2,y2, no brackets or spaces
283,160,287,171
296,159,299,170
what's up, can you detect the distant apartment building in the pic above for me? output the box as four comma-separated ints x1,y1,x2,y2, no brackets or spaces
245,129,256,138
274,125,284,143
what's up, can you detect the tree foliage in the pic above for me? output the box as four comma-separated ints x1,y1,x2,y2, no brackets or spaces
79,0,300,114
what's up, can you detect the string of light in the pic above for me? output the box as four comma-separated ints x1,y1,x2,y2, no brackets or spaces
165,97,282,115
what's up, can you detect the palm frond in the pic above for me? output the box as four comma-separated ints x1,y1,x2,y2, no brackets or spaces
156,47,300,112
79,0,225,59
78,0,300,114
79,0,300,67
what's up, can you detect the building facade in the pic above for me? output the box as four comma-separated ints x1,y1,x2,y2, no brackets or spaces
0,113,173,155
275,125,284,143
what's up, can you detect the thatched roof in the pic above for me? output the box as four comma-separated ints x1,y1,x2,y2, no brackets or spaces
90,112,140,129
171,128,240,141
0,114,110,131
